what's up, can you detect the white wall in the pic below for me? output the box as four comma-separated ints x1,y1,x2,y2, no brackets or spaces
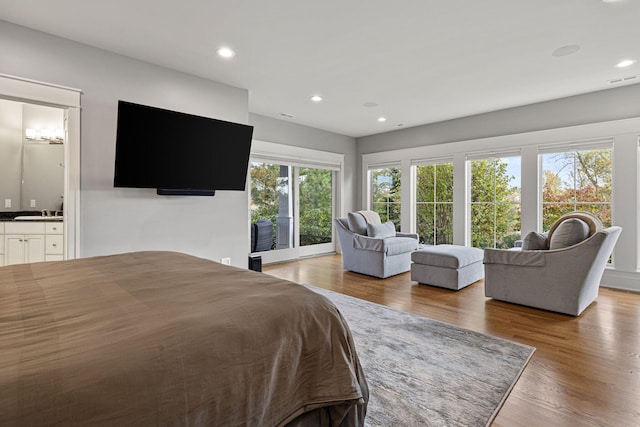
0,20,251,266
0,21,359,267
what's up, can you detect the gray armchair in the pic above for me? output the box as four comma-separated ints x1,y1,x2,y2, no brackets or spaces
483,212,622,316
335,211,418,278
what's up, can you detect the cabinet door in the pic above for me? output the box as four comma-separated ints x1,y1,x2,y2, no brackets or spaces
25,235,45,264
5,235,26,265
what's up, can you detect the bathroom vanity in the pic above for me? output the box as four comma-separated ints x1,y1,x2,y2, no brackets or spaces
0,219,64,266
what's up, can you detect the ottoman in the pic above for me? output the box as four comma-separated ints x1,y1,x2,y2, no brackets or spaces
411,244,484,290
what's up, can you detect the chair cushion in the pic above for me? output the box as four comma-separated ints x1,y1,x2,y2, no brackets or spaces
385,237,419,256
367,221,396,238
412,244,484,269
521,231,548,250
546,211,603,246
347,212,368,235
549,218,590,249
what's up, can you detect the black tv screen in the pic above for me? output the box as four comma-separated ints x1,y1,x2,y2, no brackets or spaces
114,101,253,193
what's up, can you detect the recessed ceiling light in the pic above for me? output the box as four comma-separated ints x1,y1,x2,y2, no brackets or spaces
377,117,387,123
310,95,323,102
616,59,636,68
217,47,235,58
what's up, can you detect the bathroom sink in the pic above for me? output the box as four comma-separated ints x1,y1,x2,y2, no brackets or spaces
14,216,63,221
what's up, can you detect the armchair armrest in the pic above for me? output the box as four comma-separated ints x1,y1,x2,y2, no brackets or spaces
353,233,385,252
483,248,546,267
395,232,419,240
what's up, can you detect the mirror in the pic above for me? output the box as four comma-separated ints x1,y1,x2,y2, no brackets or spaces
0,99,64,213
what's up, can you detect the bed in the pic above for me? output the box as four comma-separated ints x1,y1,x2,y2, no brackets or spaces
0,251,368,426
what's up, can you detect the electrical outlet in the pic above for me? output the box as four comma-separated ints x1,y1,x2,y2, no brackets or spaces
220,257,231,265
30,199,36,208
4,199,11,208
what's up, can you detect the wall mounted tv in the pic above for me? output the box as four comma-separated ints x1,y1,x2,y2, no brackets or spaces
113,100,253,196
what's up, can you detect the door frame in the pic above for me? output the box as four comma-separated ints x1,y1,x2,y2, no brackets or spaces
0,74,81,259
249,139,344,264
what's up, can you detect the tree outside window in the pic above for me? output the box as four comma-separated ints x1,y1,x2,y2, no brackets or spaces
415,163,454,245
298,168,333,246
470,157,521,249
371,167,401,229
541,148,612,230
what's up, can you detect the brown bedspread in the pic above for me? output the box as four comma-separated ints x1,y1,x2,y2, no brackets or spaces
0,251,368,426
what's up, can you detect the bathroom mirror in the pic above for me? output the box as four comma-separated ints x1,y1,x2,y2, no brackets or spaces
0,99,64,213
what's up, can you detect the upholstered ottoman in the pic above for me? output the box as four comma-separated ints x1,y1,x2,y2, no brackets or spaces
411,244,484,290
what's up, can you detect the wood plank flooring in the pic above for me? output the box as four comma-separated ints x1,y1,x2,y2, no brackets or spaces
264,254,640,427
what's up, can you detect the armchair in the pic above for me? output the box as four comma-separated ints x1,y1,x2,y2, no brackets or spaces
335,211,419,278
483,212,622,316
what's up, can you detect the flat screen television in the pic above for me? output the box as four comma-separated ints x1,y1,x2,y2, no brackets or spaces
113,101,253,195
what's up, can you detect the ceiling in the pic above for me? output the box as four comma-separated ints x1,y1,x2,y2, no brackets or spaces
1,0,639,138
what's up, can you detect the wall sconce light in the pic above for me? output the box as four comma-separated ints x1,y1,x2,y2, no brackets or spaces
25,128,64,143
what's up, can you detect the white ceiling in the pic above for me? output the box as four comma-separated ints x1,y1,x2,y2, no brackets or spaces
1,0,639,137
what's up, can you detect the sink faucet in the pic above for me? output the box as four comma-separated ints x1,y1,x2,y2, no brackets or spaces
41,209,51,217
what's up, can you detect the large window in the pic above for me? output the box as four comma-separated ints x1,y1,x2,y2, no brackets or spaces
541,147,612,230
250,161,292,251
415,162,454,245
299,167,333,246
470,156,521,249
371,167,401,229
250,160,335,258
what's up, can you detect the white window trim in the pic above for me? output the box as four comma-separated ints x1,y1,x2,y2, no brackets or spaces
361,116,640,291
249,139,344,264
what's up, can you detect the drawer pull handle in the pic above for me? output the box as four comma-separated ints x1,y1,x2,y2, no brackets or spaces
52,244,57,247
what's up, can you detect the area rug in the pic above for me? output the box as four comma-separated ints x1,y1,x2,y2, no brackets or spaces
307,286,535,427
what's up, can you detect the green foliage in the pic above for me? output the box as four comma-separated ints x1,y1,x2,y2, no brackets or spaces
542,149,612,229
372,168,401,229
416,163,454,245
250,162,281,225
250,163,333,248
299,168,332,246
470,158,521,249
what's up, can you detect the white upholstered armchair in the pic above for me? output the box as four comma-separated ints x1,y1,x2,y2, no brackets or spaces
335,210,419,278
483,212,622,316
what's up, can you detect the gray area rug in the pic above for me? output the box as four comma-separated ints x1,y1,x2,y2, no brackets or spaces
308,286,535,427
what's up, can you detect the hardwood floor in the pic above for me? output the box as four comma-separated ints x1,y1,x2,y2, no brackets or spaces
264,254,640,427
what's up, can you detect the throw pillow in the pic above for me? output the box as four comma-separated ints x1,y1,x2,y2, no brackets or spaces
367,221,396,238
549,218,590,250
347,212,368,235
522,231,548,250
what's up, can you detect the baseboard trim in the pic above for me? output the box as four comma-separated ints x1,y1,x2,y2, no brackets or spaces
601,269,640,292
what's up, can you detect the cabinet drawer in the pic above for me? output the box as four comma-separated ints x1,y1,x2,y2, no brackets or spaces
5,222,46,234
46,223,64,235
0,222,4,233
46,235,64,255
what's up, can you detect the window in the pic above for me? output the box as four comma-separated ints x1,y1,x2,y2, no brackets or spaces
250,161,292,250
415,162,454,245
371,167,401,229
470,156,521,249
541,147,612,230
299,167,333,246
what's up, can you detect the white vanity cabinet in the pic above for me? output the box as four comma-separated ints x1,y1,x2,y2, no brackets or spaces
4,222,46,265
0,221,64,266
45,222,64,261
